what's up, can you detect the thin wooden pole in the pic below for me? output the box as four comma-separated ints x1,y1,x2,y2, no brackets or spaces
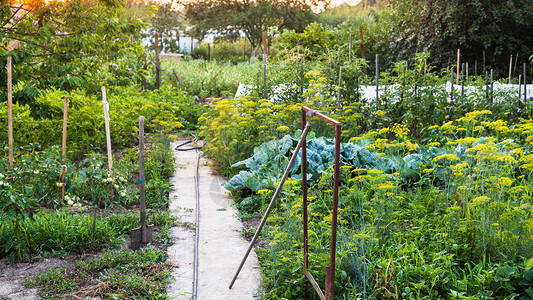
466,62,469,79
139,116,147,243
483,51,486,75
485,71,489,103
263,31,267,99
509,54,513,84
337,66,343,107
102,86,114,197
518,75,522,112
490,69,494,103
524,63,527,103
461,63,465,98
7,56,13,169
60,96,68,200
456,49,460,85
375,54,379,108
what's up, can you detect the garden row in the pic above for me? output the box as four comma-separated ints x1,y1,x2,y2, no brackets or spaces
0,83,206,298
198,55,533,298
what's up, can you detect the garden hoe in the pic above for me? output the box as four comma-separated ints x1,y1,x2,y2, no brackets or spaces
130,116,153,250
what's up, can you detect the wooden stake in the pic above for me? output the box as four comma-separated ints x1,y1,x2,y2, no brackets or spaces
466,62,469,79
483,51,486,75
60,96,68,200
524,63,527,103
102,86,114,198
262,31,267,99
456,49,460,85
375,54,379,108
139,116,147,243
509,54,513,84
262,31,267,56
461,63,465,97
490,69,494,103
7,56,13,169
518,75,522,111
337,66,343,107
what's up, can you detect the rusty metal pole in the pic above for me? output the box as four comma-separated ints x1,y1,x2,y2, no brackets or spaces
302,109,308,271
301,107,342,300
229,121,312,289
325,124,342,300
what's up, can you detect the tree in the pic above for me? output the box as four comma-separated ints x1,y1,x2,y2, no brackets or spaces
125,0,185,53
0,0,148,116
390,0,533,73
182,0,328,57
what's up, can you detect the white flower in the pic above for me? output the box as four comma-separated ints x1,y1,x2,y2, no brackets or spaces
120,191,126,197
114,184,119,189
33,170,40,174
0,173,4,179
67,200,74,206
119,176,125,182
56,182,64,188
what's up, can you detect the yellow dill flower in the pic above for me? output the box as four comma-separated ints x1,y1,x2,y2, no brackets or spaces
456,137,479,145
508,186,528,194
276,125,289,132
447,206,462,212
375,110,386,117
367,169,383,175
392,123,410,137
374,138,388,149
378,127,390,135
257,189,272,195
404,140,418,151
487,176,513,188
433,154,460,163
486,119,509,133
428,141,441,147
428,125,439,130
471,195,490,206
440,121,456,134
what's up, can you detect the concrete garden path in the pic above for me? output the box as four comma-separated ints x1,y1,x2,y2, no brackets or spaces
167,141,261,299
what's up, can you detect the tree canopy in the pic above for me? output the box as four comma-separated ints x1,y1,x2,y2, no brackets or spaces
390,0,533,72
182,0,328,56
0,0,148,116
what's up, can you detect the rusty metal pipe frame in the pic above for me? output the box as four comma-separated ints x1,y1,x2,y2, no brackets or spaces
301,106,342,300
229,119,313,289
